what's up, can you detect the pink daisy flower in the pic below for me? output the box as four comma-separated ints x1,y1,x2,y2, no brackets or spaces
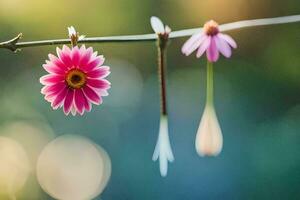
182,20,237,62
40,45,111,115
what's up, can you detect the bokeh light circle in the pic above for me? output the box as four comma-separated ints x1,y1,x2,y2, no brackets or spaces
0,136,30,198
1,121,55,169
36,135,111,200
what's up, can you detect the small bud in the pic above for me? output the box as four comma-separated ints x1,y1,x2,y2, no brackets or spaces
67,26,85,47
68,26,77,38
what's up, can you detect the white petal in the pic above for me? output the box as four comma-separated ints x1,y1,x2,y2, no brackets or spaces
68,26,76,37
165,25,172,34
159,152,168,177
152,116,174,177
152,139,160,161
78,35,86,41
150,16,165,34
181,33,205,55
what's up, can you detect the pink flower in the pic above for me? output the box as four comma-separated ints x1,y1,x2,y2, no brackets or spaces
182,20,237,62
40,45,111,115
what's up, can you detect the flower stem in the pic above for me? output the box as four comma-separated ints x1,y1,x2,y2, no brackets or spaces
157,39,168,116
206,61,214,107
0,15,300,51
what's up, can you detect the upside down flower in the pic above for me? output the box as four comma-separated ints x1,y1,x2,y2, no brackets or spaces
40,27,110,115
182,20,237,156
150,16,174,177
182,20,237,62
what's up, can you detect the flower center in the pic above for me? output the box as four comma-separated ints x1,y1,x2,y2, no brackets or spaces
66,69,86,89
204,20,219,36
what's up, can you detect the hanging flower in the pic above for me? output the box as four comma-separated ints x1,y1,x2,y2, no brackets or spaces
181,21,234,157
40,27,110,115
150,16,174,177
195,105,223,156
182,20,237,62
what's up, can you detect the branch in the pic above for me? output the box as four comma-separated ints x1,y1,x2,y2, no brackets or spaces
0,33,23,52
1,15,300,52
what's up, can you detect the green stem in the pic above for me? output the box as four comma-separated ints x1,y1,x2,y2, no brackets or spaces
206,61,214,107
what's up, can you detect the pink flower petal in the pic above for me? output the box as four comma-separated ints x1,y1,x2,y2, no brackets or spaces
196,36,211,58
84,100,92,112
81,89,91,112
82,86,102,105
40,74,64,85
87,66,110,78
43,61,66,75
44,95,55,103
79,45,86,53
72,46,81,67
51,86,68,109
183,34,207,56
92,88,109,96
41,82,65,95
218,33,237,48
48,54,68,71
98,89,109,96
181,32,203,54
79,47,93,67
44,85,66,103
74,89,86,115
87,79,111,89
63,89,74,115
82,56,105,72
215,35,232,58
206,36,219,62
57,46,72,67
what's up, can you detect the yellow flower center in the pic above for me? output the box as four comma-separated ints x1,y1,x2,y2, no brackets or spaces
66,69,86,89
204,20,219,36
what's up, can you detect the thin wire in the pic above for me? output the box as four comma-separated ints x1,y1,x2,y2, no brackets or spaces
0,14,300,51
170,14,300,37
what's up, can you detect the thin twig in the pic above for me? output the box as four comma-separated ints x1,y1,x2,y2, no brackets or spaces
0,15,300,52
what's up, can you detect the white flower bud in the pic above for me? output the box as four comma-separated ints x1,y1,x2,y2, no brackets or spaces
152,116,174,177
195,105,223,156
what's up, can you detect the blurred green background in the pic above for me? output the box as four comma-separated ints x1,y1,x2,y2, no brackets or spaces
0,0,300,199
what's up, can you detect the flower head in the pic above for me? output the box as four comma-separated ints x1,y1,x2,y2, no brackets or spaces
195,105,223,156
150,16,171,36
68,26,77,38
68,26,85,46
40,45,111,115
182,20,237,62
152,116,174,177
150,16,171,49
